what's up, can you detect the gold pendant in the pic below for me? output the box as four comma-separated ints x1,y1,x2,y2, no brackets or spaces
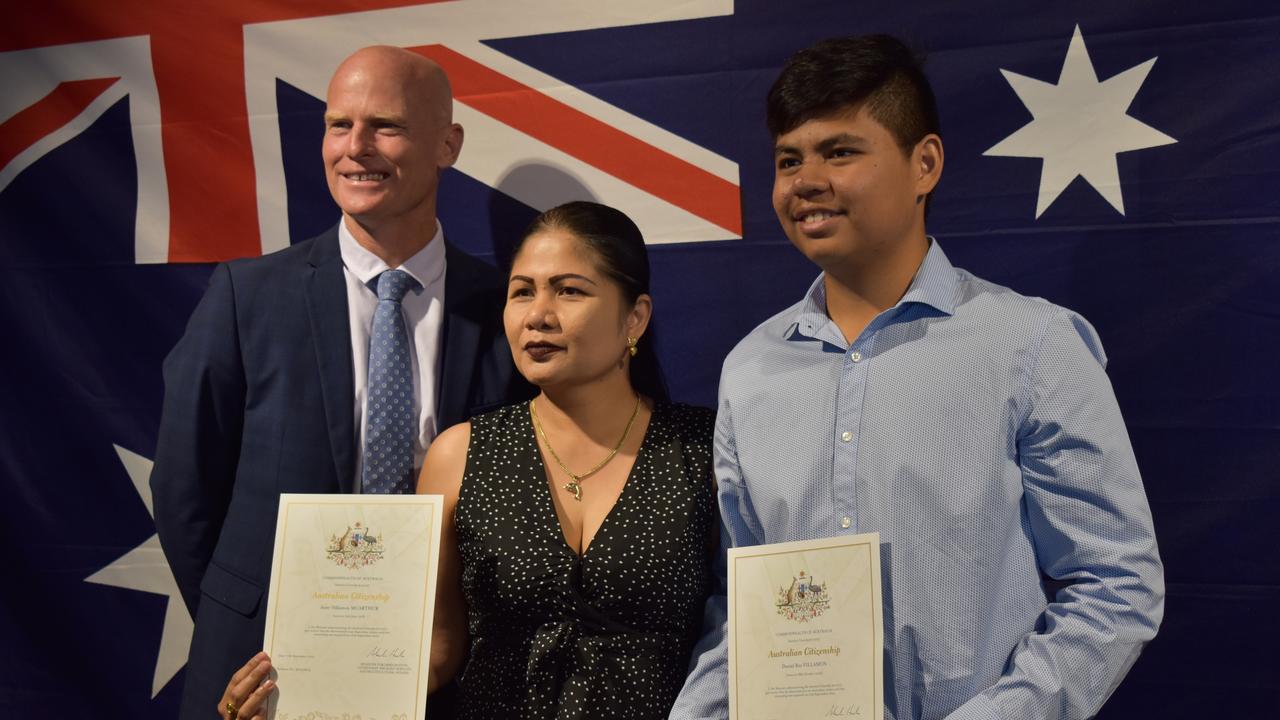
563,481,582,501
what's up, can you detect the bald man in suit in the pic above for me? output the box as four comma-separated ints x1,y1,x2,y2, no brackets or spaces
152,46,530,719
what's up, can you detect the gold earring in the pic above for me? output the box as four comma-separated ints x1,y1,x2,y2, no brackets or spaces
626,337,637,357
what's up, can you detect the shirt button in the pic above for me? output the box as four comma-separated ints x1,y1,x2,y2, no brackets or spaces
840,516,852,529
850,351,863,362
840,431,853,442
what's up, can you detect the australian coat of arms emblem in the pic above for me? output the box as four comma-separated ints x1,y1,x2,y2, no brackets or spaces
326,521,383,569
776,570,830,622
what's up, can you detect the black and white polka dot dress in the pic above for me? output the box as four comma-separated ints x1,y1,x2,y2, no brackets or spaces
453,401,715,719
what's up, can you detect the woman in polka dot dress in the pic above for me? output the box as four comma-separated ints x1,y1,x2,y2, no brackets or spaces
418,201,716,719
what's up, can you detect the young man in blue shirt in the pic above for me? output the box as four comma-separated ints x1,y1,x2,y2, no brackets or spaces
671,35,1163,720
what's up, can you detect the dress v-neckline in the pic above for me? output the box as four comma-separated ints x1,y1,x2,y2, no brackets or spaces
528,402,658,560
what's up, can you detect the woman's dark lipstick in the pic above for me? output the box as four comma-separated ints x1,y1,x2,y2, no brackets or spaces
524,341,563,361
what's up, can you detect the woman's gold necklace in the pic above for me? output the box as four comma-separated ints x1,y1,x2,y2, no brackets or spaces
529,395,642,501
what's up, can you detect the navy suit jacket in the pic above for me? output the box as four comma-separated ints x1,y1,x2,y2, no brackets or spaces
151,226,529,718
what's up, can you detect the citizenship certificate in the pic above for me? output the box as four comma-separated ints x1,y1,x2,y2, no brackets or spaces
729,533,883,720
262,493,443,720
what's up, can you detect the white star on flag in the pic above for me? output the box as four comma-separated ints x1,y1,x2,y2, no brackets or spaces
985,24,1177,217
85,445,193,699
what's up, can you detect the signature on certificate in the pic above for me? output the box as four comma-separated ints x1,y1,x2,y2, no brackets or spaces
366,645,407,658
824,703,862,717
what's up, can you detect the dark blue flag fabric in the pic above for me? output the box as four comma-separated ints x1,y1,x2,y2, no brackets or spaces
1,1,1275,717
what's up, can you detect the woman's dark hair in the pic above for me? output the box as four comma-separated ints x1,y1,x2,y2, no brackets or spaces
512,201,669,401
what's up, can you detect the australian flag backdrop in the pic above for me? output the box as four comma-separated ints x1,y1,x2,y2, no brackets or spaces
1,1,1275,717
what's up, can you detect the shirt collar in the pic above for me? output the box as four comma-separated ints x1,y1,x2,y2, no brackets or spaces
338,218,447,294
789,237,958,341
899,238,958,316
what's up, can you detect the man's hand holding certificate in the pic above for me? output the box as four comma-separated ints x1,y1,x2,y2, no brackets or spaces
729,534,883,720
261,494,443,720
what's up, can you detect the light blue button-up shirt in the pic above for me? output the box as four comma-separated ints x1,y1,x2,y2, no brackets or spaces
671,241,1163,720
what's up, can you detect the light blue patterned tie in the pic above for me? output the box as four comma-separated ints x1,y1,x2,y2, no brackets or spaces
362,269,420,494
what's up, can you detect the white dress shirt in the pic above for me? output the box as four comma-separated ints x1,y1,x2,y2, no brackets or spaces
338,219,447,489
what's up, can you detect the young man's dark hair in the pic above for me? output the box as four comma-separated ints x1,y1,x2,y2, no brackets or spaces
766,34,940,147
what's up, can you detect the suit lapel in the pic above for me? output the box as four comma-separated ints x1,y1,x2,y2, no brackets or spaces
305,228,358,492
437,242,487,429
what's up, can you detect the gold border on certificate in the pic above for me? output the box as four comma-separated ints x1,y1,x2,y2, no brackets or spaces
262,493,444,720
729,533,882,720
